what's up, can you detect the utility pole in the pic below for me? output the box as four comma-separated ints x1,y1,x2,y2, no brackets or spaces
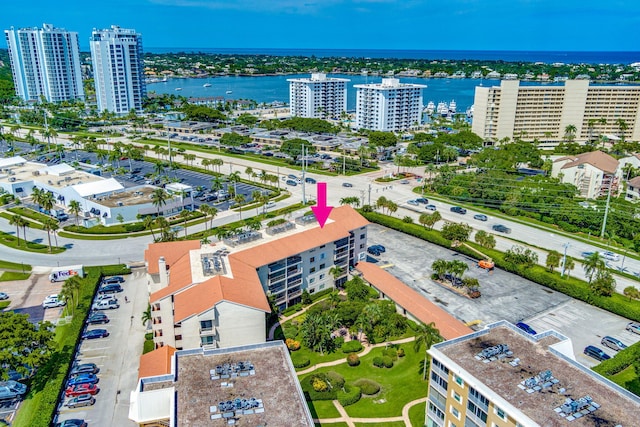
342,148,346,175
560,242,570,277
367,183,372,206
43,110,50,151
167,134,172,168
301,143,307,204
600,177,613,238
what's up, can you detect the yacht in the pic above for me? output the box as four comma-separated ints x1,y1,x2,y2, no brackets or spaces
226,90,233,94
425,101,436,114
161,77,168,82
437,102,449,116
449,100,457,114
175,88,182,91
203,83,212,88
466,105,474,118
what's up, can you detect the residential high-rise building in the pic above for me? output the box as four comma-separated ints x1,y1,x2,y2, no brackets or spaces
355,78,426,132
4,23,84,103
472,79,640,146
90,25,146,114
426,321,640,427
288,73,349,118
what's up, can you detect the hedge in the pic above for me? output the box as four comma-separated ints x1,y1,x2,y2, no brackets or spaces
338,384,362,406
301,374,338,401
592,341,640,376
326,371,345,389
353,379,381,395
341,340,363,353
359,209,640,323
347,353,360,366
291,353,310,368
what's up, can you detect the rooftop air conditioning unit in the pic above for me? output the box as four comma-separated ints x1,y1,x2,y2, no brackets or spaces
117,201,124,206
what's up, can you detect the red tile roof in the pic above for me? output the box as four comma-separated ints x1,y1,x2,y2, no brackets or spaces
138,345,176,379
555,150,619,174
355,262,473,340
145,240,200,274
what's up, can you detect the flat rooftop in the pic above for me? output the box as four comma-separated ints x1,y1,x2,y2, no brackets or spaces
142,342,313,427
98,186,160,207
433,323,640,426
0,161,103,190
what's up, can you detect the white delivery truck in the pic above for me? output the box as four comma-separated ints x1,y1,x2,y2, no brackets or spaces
49,265,84,282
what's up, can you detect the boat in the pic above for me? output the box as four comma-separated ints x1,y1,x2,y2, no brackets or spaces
161,77,168,82
437,102,449,116
175,88,182,91
466,105,474,118
203,83,212,88
226,90,233,94
425,101,436,114
449,100,457,114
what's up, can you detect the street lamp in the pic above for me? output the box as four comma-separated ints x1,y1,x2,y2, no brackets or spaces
560,242,570,277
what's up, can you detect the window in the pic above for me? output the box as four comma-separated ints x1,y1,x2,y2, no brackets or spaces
428,402,444,421
200,320,213,331
360,233,365,239
320,263,326,269
495,407,506,420
450,407,460,419
319,274,325,279
453,391,461,403
310,267,316,273
430,371,448,391
360,244,365,249
310,257,315,263
201,335,215,346
309,278,315,284
320,253,326,259
454,375,464,387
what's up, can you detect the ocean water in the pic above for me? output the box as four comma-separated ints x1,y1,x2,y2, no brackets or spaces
145,48,640,65
149,74,499,113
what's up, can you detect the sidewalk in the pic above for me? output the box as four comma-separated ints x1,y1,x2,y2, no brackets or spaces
312,396,427,426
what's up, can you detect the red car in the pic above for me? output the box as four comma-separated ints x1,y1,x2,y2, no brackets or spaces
65,383,99,397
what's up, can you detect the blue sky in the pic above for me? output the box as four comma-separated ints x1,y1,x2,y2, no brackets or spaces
2,0,638,51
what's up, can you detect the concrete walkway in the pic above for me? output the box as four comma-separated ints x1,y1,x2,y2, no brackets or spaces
313,396,428,426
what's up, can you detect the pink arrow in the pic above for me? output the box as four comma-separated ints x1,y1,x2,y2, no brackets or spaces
311,182,333,228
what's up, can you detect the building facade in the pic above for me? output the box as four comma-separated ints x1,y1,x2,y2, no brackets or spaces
551,151,620,199
426,321,640,427
288,73,349,118
472,80,640,146
354,78,426,132
90,25,146,114
144,207,368,351
4,23,84,103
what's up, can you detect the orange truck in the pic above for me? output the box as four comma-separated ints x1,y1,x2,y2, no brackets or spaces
478,259,495,271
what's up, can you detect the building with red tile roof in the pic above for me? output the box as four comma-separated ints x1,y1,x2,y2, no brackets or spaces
355,262,473,340
145,206,369,351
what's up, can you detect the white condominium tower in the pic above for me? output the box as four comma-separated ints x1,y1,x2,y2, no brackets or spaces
288,73,349,118
472,79,640,146
355,78,426,132
90,25,146,114
4,23,84,103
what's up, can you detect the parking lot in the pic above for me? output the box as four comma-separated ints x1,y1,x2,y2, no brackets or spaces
0,272,65,324
53,269,147,427
366,224,640,366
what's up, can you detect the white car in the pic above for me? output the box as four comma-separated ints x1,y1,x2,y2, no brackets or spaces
43,294,66,309
600,251,620,262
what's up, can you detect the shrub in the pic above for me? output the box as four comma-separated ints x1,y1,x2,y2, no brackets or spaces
397,347,405,357
338,385,362,407
333,336,345,348
382,356,394,368
341,340,363,353
347,353,360,366
312,377,329,392
285,338,300,351
373,356,384,368
354,379,381,395
593,341,640,376
283,325,299,338
143,339,155,354
402,216,413,223
302,374,338,401
291,353,310,368
124,223,145,232
382,348,398,360
326,371,345,388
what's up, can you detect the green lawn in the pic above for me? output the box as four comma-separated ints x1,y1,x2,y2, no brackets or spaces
610,366,640,396
0,212,45,230
317,423,349,427
408,401,426,427
0,301,10,310
308,400,341,419
0,260,32,271
0,271,31,281
7,207,55,224
300,344,428,419
0,231,65,254
354,422,405,427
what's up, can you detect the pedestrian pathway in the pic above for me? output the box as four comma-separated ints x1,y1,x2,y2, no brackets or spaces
312,396,428,426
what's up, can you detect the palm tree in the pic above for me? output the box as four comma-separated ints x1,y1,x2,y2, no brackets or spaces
245,166,254,181
143,216,157,241
68,200,82,226
201,158,211,171
414,322,443,380
179,209,191,238
141,303,152,327
234,194,246,219
564,124,577,142
153,161,165,179
431,259,448,281
616,118,628,141
228,171,241,196
43,218,57,253
151,188,169,217
339,196,360,207
564,257,576,277
9,215,23,247
582,252,605,284
251,190,262,215
211,176,224,193
329,265,344,283
259,169,268,185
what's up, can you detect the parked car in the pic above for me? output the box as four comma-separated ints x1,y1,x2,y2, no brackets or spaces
425,204,437,211
473,214,488,221
65,383,99,397
54,419,87,427
102,276,125,284
600,251,620,262
342,182,353,188
407,200,419,206
370,244,386,253
492,224,512,234
626,322,640,335
285,179,297,186
581,251,595,258
42,294,65,309
0,292,8,300
82,329,110,340
450,206,467,214
583,345,611,361
601,336,627,351
95,294,118,303
92,299,119,310
0,380,27,400
367,246,382,256
305,177,317,184
67,374,98,387
70,363,99,376
515,322,537,335
65,393,96,408
288,174,297,180
415,198,429,204
98,284,123,294
87,312,110,325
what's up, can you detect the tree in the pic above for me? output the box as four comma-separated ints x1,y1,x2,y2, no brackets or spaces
228,171,241,196
474,230,496,249
582,252,605,284
151,189,170,217
418,211,441,230
339,196,360,207
564,124,577,142
234,194,246,219
563,257,576,277
590,270,615,297
68,200,82,226
329,265,345,283
369,131,397,148
504,245,539,268
9,215,24,247
300,311,337,355
413,322,443,380
280,138,316,158
245,166,254,181
42,218,57,253
141,303,152,327
623,286,640,300
179,209,191,238
441,222,472,243
431,259,448,281
448,260,468,283
0,312,55,379
545,250,561,272
143,216,157,241
345,275,370,302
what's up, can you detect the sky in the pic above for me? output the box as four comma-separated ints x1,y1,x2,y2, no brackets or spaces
1,0,638,52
